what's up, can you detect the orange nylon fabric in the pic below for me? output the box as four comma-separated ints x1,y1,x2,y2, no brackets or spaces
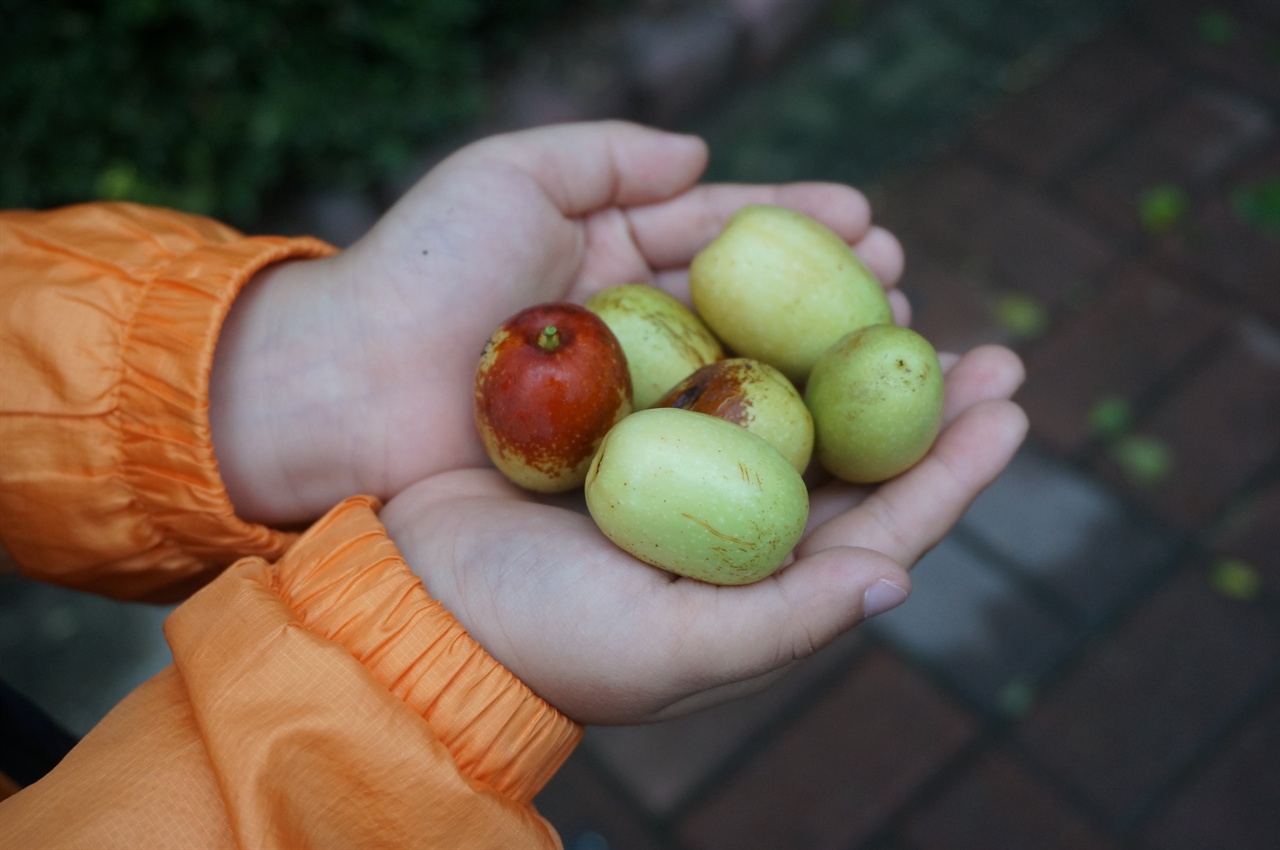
0,204,581,847
0,203,333,601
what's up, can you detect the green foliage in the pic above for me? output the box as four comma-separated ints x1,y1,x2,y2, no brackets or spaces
1,0,581,225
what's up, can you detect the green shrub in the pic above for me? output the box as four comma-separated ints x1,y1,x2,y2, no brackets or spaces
1,0,582,226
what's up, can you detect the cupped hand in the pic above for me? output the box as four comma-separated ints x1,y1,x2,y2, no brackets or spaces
379,344,1027,725
209,121,905,524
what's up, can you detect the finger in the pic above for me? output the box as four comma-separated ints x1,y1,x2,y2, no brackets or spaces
470,120,709,215
800,399,1028,567
626,181,873,271
939,344,1025,424
852,226,905,288
668,545,910,687
889,289,912,327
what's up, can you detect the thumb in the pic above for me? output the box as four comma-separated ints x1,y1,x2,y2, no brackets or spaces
677,547,911,685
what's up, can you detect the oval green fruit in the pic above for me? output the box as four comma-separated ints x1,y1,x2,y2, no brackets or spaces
805,324,943,483
585,284,726,409
689,205,893,385
653,358,813,474
584,408,809,585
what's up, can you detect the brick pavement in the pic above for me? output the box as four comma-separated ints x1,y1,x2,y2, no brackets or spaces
526,1,1280,848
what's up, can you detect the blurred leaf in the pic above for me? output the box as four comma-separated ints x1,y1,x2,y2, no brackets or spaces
1229,176,1280,233
992,292,1048,339
1089,395,1133,440
1110,434,1174,489
1196,10,1237,46
1139,185,1191,234
1208,557,1262,602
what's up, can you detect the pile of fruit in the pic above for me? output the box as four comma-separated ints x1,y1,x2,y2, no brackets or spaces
474,205,943,586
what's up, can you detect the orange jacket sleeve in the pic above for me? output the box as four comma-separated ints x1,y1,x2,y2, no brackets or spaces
0,204,581,848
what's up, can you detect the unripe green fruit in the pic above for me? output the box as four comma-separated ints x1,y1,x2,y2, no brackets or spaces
584,408,809,585
805,324,943,483
585,284,725,409
689,205,893,385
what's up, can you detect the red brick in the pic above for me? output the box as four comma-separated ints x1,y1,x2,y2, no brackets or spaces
1152,143,1280,324
1016,566,1280,823
1018,263,1229,453
1139,692,1280,850
1094,319,1280,529
677,650,977,850
1069,85,1273,233
972,36,1175,179
894,157,1117,309
1210,475,1280,594
904,749,1123,850
583,626,867,815
1133,0,1280,102
895,243,1016,355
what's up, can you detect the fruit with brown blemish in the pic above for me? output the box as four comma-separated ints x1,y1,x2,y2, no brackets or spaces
653,357,813,474
584,283,726,409
474,302,632,492
804,324,943,483
584,408,809,585
689,204,893,385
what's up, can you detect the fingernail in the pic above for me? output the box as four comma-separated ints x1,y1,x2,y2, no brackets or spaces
863,579,909,619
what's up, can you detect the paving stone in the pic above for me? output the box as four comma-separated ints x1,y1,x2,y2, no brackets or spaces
0,575,174,737
582,624,866,816
1017,263,1229,454
1016,565,1280,825
1151,142,1280,324
1132,0,1280,102
865,533,1079,712
1069,84,1273,233
971,35,1175,179
676,649,977,850
893,241,1017,354
899,157,1117,310
1139,690,1280,850
903,748,1123,850
1094,318,1280,529
960,446,1176,625
1208,474,1280,595
534,750,671,850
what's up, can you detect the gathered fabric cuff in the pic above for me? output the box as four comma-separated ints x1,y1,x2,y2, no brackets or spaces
167,495,582,807
0,202,335,600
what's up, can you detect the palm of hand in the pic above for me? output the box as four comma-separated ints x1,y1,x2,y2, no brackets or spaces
318,123,1026,725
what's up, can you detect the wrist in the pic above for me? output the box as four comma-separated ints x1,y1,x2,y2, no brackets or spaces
209,254,354,524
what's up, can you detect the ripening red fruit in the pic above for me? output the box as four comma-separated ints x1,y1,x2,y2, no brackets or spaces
474,302,633,492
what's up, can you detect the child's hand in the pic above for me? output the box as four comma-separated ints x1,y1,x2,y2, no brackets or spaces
378,343,1026,725
209,121,907,524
